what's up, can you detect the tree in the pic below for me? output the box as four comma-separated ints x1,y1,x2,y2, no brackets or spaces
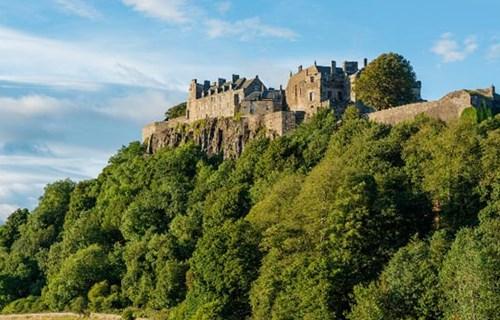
0,208,29,250
43,244,110,311
165,102,187,120
354,52,419,110
348,231,451,320
440,221,500,320
181,220,261,319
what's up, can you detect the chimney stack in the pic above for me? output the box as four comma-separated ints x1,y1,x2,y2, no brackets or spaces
232,74,240,82
298,65,303,72
331,60,336,75
203,80,210,91
364,58,368,68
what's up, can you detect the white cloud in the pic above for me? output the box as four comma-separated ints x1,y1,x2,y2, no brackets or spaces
431,33,478,63
0,95,68,117
487,43,500,60
54,0,101,19
96,90,181,123
0,203,19,222
206,17,298,41
122,0,191,23
0,144,112,221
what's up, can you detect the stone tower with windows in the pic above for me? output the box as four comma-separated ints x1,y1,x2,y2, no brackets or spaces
285,59,368,117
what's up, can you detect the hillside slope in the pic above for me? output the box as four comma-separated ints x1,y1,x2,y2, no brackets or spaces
0,108,499,320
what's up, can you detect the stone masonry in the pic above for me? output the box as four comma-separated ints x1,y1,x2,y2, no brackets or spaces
368,86,498,125
286,60,366,117
142,59,495,158
186,75,285,122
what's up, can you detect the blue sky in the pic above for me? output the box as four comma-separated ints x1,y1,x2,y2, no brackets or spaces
0,0,499,221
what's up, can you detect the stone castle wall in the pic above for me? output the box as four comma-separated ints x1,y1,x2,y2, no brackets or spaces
263,111,300,136
368,90,474,125
239,100,282,116
187,89,239,122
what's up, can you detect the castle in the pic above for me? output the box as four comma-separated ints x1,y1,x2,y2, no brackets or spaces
142,59,497,158
185,59,379,124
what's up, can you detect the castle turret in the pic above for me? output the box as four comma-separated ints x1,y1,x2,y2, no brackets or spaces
331,60,336,76
217,78,226,87
343,61,359,75
189,79,201,100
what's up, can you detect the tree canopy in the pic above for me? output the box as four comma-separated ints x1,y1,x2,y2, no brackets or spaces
354,52,419,110
0,108,499,319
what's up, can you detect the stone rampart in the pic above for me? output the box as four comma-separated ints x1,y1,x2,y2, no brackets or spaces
368,90,474,125
142,116,186,142
263,111,299,136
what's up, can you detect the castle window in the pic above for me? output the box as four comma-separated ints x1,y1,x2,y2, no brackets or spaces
338,92,343,100
310,76,314,83
309,92,314,101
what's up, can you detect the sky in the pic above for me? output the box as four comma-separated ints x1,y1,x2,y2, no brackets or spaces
0,0,499,221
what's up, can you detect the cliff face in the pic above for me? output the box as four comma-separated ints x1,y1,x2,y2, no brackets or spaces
144,117,268,159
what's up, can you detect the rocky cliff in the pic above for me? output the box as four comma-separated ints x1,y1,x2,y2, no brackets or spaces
144,116,269,159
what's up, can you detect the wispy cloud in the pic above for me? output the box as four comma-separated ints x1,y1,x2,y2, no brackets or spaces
122,0,192,24
54,0,101,19
487,43,500,60
431,33,478,63
120,1,297,41
206,17,298,41
0,25,180,91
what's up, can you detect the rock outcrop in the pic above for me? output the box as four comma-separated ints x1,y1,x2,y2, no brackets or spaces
144,117,265,158
143,112,301,158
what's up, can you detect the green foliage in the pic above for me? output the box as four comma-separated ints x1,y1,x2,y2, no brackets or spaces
354,52,419,110
122,307,136,320
440,220,500,320
1,296,46,314
0,208,29,250
461,103,493,124
165,102,187,120
1,109,499,319
348,231,451,320
43,244,110,311
181,220,261,319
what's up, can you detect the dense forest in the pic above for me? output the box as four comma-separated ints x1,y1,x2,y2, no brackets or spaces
0,107,499,319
